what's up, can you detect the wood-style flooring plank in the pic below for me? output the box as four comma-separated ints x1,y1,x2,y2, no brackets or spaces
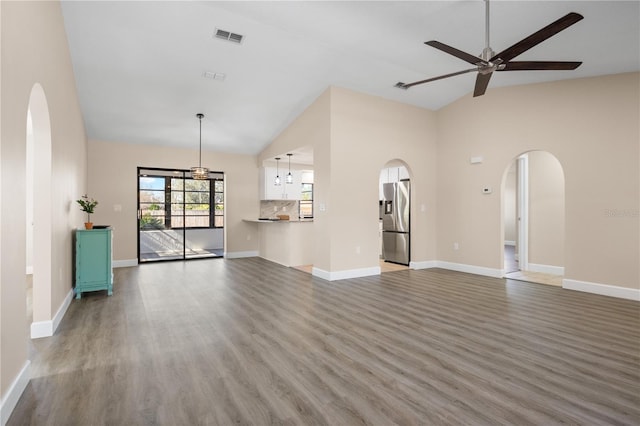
9,257,640,425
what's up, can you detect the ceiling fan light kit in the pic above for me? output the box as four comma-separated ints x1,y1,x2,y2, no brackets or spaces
397,0,583,97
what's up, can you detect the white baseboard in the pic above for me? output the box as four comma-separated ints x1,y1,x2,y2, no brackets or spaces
30,288,73,339
26,266,33,275
504,240,516,246
409,260,437,270
0,360,30,426
563,279,640,301
312,266,381,281
113,259,137,268
225,250,259,259
436,261,503,278
528,263,564,275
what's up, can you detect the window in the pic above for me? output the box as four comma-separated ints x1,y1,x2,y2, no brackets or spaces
138,171,224,230
214,180,224,227
300,183,313,218
139,176,167,229
171,178,212,228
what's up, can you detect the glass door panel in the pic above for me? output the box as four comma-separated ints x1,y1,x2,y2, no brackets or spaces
138,168,224,263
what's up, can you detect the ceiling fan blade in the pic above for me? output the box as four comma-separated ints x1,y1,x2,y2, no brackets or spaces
473,72,493,97
426,41,488,66
491,12,584,63
400,67,478,89
500,61,582,71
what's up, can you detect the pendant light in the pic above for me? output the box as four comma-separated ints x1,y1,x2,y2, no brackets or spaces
274,157,281,186
191,113,209,180
286,153,293,184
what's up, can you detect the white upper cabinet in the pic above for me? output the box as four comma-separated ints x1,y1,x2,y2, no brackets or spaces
379,166,409,199
301,170,314,184
260,167,304,200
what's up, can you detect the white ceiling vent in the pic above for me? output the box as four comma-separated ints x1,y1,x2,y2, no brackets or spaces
214,28,244,44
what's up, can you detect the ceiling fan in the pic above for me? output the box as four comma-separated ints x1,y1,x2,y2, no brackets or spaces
396,0,584,97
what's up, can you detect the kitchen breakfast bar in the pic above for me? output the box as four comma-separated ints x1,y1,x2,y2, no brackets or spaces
243,219,313,268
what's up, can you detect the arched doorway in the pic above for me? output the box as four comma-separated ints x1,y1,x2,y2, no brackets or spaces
379,160,411,272
27,83,53,338
501,151,565,286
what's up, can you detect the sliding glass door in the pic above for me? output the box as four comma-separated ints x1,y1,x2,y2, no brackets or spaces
138,167,224,263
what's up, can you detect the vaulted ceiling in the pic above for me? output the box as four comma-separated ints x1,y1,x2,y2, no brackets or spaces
61,1,639,156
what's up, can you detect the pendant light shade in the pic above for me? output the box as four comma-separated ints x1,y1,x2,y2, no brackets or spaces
274,157,281,186
191,113,209,180
286,153,293,184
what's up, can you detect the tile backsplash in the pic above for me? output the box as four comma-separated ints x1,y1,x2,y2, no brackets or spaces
260,200,300,220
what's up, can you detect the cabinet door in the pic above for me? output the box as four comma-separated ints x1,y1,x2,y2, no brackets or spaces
283,170,303,200
77,231,110,284
260,167,284,200
301,170,314,184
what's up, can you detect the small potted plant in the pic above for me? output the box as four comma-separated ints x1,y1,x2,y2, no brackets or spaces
76,195,98,229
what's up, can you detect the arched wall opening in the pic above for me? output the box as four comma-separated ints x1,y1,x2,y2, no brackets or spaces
379,159,412,269
27,83,53,338
501,150,565,283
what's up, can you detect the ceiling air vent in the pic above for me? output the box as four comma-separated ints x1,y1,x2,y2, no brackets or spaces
214,28,244,44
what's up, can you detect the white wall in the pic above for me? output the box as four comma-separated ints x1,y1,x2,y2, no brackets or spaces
437,72,639,289
261,87,439,275
1,0,87,415
88,140,260,262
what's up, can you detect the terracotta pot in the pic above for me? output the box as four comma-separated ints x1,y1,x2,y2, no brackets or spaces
84,222,94,230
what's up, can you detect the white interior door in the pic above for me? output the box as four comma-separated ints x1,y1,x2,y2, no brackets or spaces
517,155,529,271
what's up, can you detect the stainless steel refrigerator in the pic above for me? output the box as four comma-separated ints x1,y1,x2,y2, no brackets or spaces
381,180,410,265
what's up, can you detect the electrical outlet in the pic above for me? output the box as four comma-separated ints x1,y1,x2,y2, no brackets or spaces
273,206,278,212
453,242,459,250
356,246,361,254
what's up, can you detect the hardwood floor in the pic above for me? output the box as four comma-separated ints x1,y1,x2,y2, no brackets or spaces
10,258,640,425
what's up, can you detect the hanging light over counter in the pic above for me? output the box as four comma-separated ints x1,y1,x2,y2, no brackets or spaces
286,153,293,184
274,157,282,186
191,113,209,180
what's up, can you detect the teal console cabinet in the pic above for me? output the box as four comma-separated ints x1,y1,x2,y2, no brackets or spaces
74,228,113,299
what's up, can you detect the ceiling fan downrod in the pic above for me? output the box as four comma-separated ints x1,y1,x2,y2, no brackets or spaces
481,0,495,61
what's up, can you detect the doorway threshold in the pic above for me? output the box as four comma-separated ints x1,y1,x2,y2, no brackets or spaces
505,270,563,287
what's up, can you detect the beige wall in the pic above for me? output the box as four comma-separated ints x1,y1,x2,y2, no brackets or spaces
437,72,639,289
259,89,332,271
88,140,260,261
1,0,87,400
261,86,438,274
328,87,438,272
528,150,565,268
